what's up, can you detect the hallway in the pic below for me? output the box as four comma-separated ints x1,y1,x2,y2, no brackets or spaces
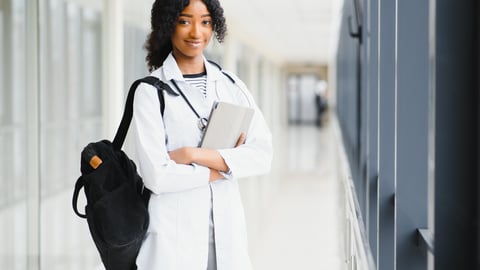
0,116,347,270
1,0,478,269
245,118,346,269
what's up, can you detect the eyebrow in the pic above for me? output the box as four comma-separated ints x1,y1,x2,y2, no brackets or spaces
179,13,211,18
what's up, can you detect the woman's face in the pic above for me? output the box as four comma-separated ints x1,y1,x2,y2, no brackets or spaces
171,0,213,62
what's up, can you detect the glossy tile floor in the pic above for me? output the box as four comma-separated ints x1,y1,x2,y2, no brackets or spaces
244,120,346,269
0,117,346,270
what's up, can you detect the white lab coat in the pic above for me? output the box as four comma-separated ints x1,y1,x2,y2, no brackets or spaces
133,53,272,270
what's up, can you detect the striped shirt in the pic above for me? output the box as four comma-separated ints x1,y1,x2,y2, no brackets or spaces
184,72,207,98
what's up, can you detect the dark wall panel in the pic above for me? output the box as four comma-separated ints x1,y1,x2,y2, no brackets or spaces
396,0,429,268
376,0,396,268
434,0,479,269
336,0,479,269
365,0,379,258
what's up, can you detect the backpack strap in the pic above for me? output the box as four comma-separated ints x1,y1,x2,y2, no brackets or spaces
112,76,178,151
74,76,174,218
140,76,179,116
113,61,232,151
72,176,87,218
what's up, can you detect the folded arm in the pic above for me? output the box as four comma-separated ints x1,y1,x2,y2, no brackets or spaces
169,133,246,182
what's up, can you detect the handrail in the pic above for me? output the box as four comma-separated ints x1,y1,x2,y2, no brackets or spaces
333,115,376,269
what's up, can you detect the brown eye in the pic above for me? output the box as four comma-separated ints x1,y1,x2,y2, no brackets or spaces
178,19,189,25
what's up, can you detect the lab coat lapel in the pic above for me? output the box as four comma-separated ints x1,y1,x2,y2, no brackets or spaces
162,54,225,120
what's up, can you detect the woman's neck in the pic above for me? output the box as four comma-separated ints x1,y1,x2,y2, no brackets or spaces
174,54,205,75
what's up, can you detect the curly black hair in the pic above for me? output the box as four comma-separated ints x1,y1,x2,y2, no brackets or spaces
145,0,227,72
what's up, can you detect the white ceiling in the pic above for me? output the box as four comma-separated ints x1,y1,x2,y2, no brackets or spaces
220,0,344,65
124,0,344,66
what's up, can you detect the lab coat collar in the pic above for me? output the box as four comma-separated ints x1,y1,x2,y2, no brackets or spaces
161,53,224,83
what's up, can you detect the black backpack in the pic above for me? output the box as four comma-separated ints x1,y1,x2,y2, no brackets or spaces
72,76,177,270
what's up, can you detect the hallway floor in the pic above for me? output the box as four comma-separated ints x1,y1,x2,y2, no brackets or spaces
244,119,346,269
0,118,347,270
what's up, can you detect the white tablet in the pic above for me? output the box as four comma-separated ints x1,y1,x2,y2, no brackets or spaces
200,101,254,149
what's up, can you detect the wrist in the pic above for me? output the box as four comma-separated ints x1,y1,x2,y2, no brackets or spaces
209,169,223,182
188,147,198,164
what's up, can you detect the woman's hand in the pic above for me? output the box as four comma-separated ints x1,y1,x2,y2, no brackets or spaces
169,133,246,182
168,147,194,165
169,133,245,166
235,132,246,147
209,169,223,182
169,148,223,183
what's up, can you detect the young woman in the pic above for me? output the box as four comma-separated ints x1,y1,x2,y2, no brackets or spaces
133,0,272,269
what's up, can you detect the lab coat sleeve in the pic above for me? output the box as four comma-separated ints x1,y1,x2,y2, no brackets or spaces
217,83,273,179
133,83,210,194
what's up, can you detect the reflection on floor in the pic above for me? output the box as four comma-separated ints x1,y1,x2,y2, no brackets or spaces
243,120,346,269
0,118,346,270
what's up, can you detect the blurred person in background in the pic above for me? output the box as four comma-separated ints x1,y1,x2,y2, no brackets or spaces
314,79,328,127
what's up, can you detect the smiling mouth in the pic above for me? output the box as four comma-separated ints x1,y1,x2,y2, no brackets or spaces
186,40,202,46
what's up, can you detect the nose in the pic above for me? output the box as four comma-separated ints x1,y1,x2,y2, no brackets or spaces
189,22,201,38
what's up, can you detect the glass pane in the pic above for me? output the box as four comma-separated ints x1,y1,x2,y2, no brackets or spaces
81,8,102,118
0,9,4,125
0,1,28,270
123,23,149,91
39,0,102,269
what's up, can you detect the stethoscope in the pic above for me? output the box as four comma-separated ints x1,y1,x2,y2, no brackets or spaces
162,73,252,132
170,80,209,131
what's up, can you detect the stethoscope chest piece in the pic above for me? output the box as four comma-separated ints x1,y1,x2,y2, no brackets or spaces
198,117,208,131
